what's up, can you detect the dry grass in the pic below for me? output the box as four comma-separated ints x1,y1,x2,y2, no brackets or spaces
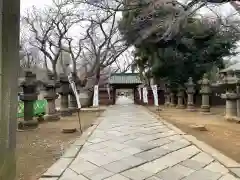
17,110,103,180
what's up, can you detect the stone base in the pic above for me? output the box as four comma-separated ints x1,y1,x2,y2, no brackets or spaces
18,119,38,130
170,104,176,107
69,107,78,113
224,116,240,122
187,106,196,112
176,105,185,109
164,102,170,106
60,109,72,117
200,107,211,114
44,114,60,121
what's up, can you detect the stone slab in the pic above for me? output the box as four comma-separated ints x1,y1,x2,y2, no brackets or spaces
230,168,240,177
204,161,229,174
121,167,154,180
183,135,240,168
69,158,99,174
62,145,82,158
180,159,207,170
41,98,240,180
181,169,222,180
156,164,195,180
105,174,131,180
219,173,240,180
42,158,72,177
82,167,114,180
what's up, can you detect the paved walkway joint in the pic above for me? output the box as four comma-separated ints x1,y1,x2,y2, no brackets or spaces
41,97,240,180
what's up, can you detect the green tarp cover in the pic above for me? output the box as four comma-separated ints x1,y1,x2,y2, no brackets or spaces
17,100,47,118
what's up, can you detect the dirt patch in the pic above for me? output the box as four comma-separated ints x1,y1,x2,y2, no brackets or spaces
147,106,240,163
17,110,103,180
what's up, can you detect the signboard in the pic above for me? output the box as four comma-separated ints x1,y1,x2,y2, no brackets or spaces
151,85,159,106
68,74,81,109
93,85,99,107
138,87,142,100
17,100,47,118
143,87,148,103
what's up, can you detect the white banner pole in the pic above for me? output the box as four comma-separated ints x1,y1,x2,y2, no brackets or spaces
93,85,99,107
151,84,159,106
138,87,142,100
107,84,110,100
143,87,148,104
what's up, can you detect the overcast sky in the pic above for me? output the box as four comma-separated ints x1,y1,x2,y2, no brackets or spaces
21,0,240,64
21,0,48,13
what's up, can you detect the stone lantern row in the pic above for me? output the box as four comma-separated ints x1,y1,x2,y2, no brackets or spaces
19,71,84,129
164,73,240,121
164,74,212,113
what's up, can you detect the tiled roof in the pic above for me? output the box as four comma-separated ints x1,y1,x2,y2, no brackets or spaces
109,73,142,84
220,63,240,73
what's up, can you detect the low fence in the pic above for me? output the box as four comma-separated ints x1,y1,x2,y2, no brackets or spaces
17,100,47,118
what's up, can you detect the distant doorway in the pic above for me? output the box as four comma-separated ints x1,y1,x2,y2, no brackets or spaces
109,73,142,105
116,96,134,105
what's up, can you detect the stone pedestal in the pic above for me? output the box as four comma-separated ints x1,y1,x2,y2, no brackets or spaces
59,74,72,116
170,92,176,107
43,73,60,121
201,95,210,113
199,74,211,113
19,71,39,128
237,85,240,118
164,86,170,106
185,77,196,111
222,92,238,120
177,87,185,109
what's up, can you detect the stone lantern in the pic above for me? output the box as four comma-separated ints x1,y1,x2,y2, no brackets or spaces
176,86,185,109
58,74,72,116
219,71,239,120
19,71,38,128
199,73,211,113
164,84,171,106
43,72,60,121
185,77,196,111
237,78,240,118
170,90,176,107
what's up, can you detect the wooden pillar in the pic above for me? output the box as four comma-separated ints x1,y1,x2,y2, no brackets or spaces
0,0,20,179
133,88,137,104
112,88,116,105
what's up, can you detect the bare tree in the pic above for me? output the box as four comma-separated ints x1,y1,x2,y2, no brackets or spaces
82,9,129,86
61,35,88,74
113,49,134,73
19,30,41,69
22,0,82,79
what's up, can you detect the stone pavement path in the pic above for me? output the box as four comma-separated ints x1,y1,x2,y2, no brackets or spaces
42,97,240,180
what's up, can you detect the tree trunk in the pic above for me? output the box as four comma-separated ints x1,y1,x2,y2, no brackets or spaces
72,59,77,75
44,55,49,74
52,63,57,84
